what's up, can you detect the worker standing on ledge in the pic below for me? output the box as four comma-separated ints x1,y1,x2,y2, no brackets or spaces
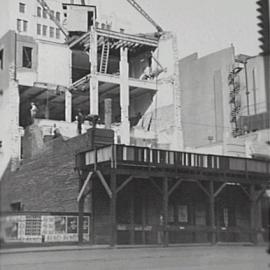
30,102,38,123
76,109,84,135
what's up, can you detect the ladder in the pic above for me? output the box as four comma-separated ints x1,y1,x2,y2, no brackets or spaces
99,42,110,73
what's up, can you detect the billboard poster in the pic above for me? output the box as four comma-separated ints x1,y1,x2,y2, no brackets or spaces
2,216,19,241
83,216,89,234
0,214,90,243
67,216,78,234
54,216,66,233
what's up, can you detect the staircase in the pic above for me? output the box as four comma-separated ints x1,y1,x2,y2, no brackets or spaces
99,41,110,73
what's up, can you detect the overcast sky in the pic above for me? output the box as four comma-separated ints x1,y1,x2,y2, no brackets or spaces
96,0,259,58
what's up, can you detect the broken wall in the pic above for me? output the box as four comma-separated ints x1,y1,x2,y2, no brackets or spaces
134,33,183,150
0,31,21,179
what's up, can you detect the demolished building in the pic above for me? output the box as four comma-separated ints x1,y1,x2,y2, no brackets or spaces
0,0,269,246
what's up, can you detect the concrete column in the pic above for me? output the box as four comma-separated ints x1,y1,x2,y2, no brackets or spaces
78,176,85,244
104,98,112,129
65,90,72,122
89,28,99,115
119,47,130,145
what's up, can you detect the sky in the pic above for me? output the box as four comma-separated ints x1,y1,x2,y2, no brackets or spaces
95,0,260,58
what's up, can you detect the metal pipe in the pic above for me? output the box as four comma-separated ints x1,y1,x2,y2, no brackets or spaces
244,61,250,116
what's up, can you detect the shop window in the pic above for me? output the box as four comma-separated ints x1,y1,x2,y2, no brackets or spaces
0,49,3,70
37,24,41,35
55,11,60,21
42,25,47,36
19,3,25,13
22,46,32,68
56,28,60,39
23,20,28,32
37,6,41,17
49,27,54,38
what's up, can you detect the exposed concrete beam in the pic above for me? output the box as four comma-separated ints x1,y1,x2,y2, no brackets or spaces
20,89,48,103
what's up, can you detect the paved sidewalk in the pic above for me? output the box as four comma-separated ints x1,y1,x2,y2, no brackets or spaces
0,242,261,255
1,245,269,270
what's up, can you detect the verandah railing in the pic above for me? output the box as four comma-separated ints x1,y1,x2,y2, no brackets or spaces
80,144,270,174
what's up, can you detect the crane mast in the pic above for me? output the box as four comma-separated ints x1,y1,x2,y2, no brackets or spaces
126,0,164,34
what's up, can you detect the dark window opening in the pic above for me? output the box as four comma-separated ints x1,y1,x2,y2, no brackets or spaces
19,3,25,13
11,202,22,211
56,12,60,21
42,25,47,36
22,47,32,68
17,19,21,32
37,24,41,35
43,9,47,18
49,10,54,19
87,11,94,30
23,20,28,32
37,6,41,17
56,28,60,39
49,27,54,38
0,49,3,70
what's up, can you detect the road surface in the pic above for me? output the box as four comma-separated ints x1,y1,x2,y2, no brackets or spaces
0,245,269,270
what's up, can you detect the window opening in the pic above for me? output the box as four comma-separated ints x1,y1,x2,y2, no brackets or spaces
37,6,41,17
22,47,32,68
42,25,47,36
19,3,25,13
0,49,3,70
23,20,28,32
56,28,60,39
37,24,41,35
49,27,54,38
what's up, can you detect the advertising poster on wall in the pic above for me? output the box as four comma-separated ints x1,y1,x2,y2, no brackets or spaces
55,216,66,233
1,216,19,242
178,205,188,223
67,216,78,234
1,214,90,243
83,216,89,234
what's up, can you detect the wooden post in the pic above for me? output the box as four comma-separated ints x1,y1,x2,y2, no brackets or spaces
250,184,257,244
78,177,84,244
209,181,216,244
142,188,146,244
163,177,169,247
130,182,135,245
89,179,95,244
110,170,117,246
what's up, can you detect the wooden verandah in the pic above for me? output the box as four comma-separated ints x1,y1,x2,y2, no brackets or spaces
75,144,270,246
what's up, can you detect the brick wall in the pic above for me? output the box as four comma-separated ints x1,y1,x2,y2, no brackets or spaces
0,128,114,213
